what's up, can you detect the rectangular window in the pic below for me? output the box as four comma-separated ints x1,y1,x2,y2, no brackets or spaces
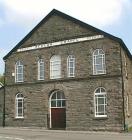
38,59,44,80
15,61,24,82
50,56,61,79
126,95,129,116
67,55,75,77
95,94,107,117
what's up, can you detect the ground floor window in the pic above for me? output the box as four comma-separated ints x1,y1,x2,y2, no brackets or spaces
94,87,107,117
15,93,24,118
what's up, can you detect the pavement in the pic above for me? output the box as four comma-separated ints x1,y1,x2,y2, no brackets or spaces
0,127,132,140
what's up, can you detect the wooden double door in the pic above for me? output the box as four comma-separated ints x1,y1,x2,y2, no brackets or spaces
51,108,66,129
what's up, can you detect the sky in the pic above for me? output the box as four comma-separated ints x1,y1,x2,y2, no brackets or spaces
0,0,132,74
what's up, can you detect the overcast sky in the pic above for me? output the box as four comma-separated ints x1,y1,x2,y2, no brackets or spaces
0,0,132,74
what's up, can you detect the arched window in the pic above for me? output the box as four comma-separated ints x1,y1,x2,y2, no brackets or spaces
94,87,107,117
93,49,106,75
50,90,65,108
50,55,61,79
67,55,75,77
49,90,66,128
15,61,23,82
15,93,24,118
38,59,44,80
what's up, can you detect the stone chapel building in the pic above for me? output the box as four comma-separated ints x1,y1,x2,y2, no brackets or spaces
1,9,132,131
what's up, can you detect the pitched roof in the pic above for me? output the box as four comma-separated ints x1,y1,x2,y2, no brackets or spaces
3,9,132,60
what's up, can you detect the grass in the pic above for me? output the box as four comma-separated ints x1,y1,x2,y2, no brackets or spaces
128,127,132,132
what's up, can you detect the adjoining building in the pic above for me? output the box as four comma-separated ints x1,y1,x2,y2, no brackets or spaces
2,9,132,131
0,82,4,126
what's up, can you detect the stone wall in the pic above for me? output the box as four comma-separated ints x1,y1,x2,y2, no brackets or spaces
21,14,98,48
5,77,123,131
5,14,122,85
4,13,126,131
5,38,122,85
121,48,132,130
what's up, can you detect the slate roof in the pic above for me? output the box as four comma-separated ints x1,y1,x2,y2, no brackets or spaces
3,9,132,60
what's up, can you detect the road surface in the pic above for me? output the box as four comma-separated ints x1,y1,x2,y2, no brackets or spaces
0,127,132,140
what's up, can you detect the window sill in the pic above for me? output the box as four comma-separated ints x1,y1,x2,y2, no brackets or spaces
91,73,106,76
50,77,61,80
15,81,24,83
67,76,75,78
38,79,44,81
15,117,24,119
93,116,108,120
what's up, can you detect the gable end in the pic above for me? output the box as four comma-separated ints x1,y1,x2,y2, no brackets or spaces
3,9,132,60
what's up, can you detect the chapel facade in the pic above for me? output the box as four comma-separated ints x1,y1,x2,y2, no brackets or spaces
1,9,132,131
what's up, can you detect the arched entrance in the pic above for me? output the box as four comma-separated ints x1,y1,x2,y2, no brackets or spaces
49,90,66,129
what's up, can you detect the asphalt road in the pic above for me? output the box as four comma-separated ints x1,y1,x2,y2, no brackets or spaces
0,127,132,140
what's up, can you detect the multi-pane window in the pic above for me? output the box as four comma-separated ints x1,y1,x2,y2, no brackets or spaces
126,95,129,115
67,55,75,77
50,55,61,79
15,93,24,118
50,91,65,108
38,59,44,80
93,49,106,75
15,61,23,82
94,87,107,117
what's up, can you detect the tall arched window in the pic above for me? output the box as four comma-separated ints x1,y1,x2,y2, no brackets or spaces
38,59,44,80
93,49,106,75
15,93,24,118
50,55,61,79
94,87,107,117
67,55,75,77
15,61,23,82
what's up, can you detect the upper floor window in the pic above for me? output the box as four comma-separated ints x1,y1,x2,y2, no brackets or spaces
67,55,75,77
15,61,23,82
38,59,44,80
94,87,107,117
50,55,61,79
15,93,24,118
93,49,106,75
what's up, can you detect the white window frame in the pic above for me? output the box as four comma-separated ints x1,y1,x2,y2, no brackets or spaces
15,61,24,82
67,55,75,77
126,95,129,116
50,55,61,79
38,59,44,80
94,87,107,118
50,90,66,108
15,93,24,118
93,49,106,75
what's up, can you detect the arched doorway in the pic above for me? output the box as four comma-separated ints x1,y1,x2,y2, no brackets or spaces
49,90,66,129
